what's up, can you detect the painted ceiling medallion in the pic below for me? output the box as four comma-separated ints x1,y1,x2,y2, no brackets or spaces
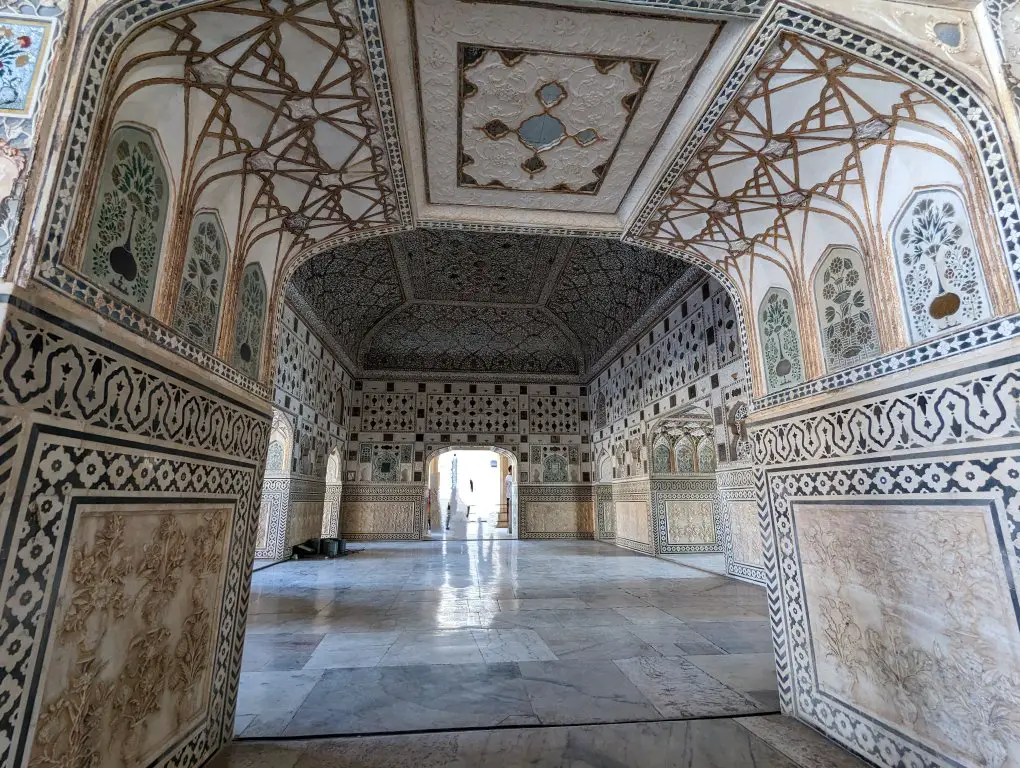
459,45,654,194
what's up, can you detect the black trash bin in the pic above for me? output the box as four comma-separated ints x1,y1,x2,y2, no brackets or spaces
320,538,340,558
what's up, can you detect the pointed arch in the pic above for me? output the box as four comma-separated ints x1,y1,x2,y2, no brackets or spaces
696,436,716,473
233,262,267,378
673,434,695,473
82,124,171,312
651,434,672,474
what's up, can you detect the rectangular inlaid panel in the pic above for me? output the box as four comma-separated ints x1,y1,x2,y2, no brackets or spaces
665,499,716,545
31,502,233,768
616,500,650,546
521,501,594,537
342,501,417,538
796,500,1020,766
729,499,763,567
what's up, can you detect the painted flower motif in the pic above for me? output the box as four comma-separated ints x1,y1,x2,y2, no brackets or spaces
17,530,53,572
78,453,105,488
1,622,32,664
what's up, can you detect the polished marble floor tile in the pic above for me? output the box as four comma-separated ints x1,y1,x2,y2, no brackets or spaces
471,628,557,662
534,626,661,661
613,656,763,718
216,716,871,768
237,541,786,740
518,659,662,725
283,663,536,735
686,652,778,695
686,620,776,654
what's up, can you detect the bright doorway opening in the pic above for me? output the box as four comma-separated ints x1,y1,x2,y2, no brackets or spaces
426,448,516,540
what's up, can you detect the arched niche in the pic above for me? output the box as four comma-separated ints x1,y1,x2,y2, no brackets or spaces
813,246,881,372
891,187,993,343
81,124,171,313
233,262,267,379
758,287,805,393
172,210,228,352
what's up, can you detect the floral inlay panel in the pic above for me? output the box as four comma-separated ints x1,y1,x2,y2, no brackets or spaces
0,17,50,116
82,126,169,313
233,263,266,379
814,246,880,372
459,45,656,194
758,287,804,392
892,188,992,342
30,504,231,768
798,501,1020,766
172,213,227,352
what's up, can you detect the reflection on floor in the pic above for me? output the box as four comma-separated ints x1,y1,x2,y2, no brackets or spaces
212,714,867,767
233,541,864,764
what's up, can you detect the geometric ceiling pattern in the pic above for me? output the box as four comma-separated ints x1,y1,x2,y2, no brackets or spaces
638,35,962,274
403,0,731,216
290,230,691,378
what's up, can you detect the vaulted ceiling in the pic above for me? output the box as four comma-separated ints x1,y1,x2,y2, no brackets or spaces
289,231,692,379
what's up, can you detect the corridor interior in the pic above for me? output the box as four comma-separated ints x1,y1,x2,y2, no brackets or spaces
428,449,512,540
220,541,867,766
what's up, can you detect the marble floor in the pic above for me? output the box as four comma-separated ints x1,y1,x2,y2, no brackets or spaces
232,540,866,765
212,714,868,767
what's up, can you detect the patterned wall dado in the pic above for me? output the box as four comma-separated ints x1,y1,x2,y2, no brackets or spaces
255,478,290,560
650,476,721,554
517,485,595,539
32,503,232,767
716,464,764,585
753,348,1020,768
595,483,615,540
340,483,424,540
0,290,269,768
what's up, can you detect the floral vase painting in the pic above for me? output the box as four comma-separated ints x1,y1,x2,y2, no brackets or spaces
0,19,52,116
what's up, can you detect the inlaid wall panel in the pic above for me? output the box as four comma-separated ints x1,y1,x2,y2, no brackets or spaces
518,485,595,539
650,476,720,554
340,484,423,540
716,464,764,585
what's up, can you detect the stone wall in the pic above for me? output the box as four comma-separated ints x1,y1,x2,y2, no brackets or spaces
344,379,591,539
589,277,747,560
716,464,763,585
255,302,353,556
753,344,1020,766
0,287,269,768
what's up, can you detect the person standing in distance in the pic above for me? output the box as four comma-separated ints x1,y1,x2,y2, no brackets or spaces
504,467,514,535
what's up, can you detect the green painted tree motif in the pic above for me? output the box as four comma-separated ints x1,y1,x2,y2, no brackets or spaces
83,126,169,312
758,287,805,392
173,213,227,351
815,247,880,371
652,438,671,473
233,263,266,378
542,453,568,483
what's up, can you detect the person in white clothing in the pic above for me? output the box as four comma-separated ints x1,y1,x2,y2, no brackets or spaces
504,467,514,535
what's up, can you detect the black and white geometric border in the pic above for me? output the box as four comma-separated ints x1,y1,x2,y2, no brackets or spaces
760,447,1019,768
649,476,722,554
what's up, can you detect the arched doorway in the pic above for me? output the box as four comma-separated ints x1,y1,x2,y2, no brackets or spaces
424,446,517,540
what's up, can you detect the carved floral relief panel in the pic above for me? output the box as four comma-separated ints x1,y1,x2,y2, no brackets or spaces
813,246,880,372
233,263,267,379
172,213,227,352
892,188,993,342
665,499,716,545
798,501,1020,766
30,503,232,768
758,287,805,392
82,125,170,313
728,499,763,568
